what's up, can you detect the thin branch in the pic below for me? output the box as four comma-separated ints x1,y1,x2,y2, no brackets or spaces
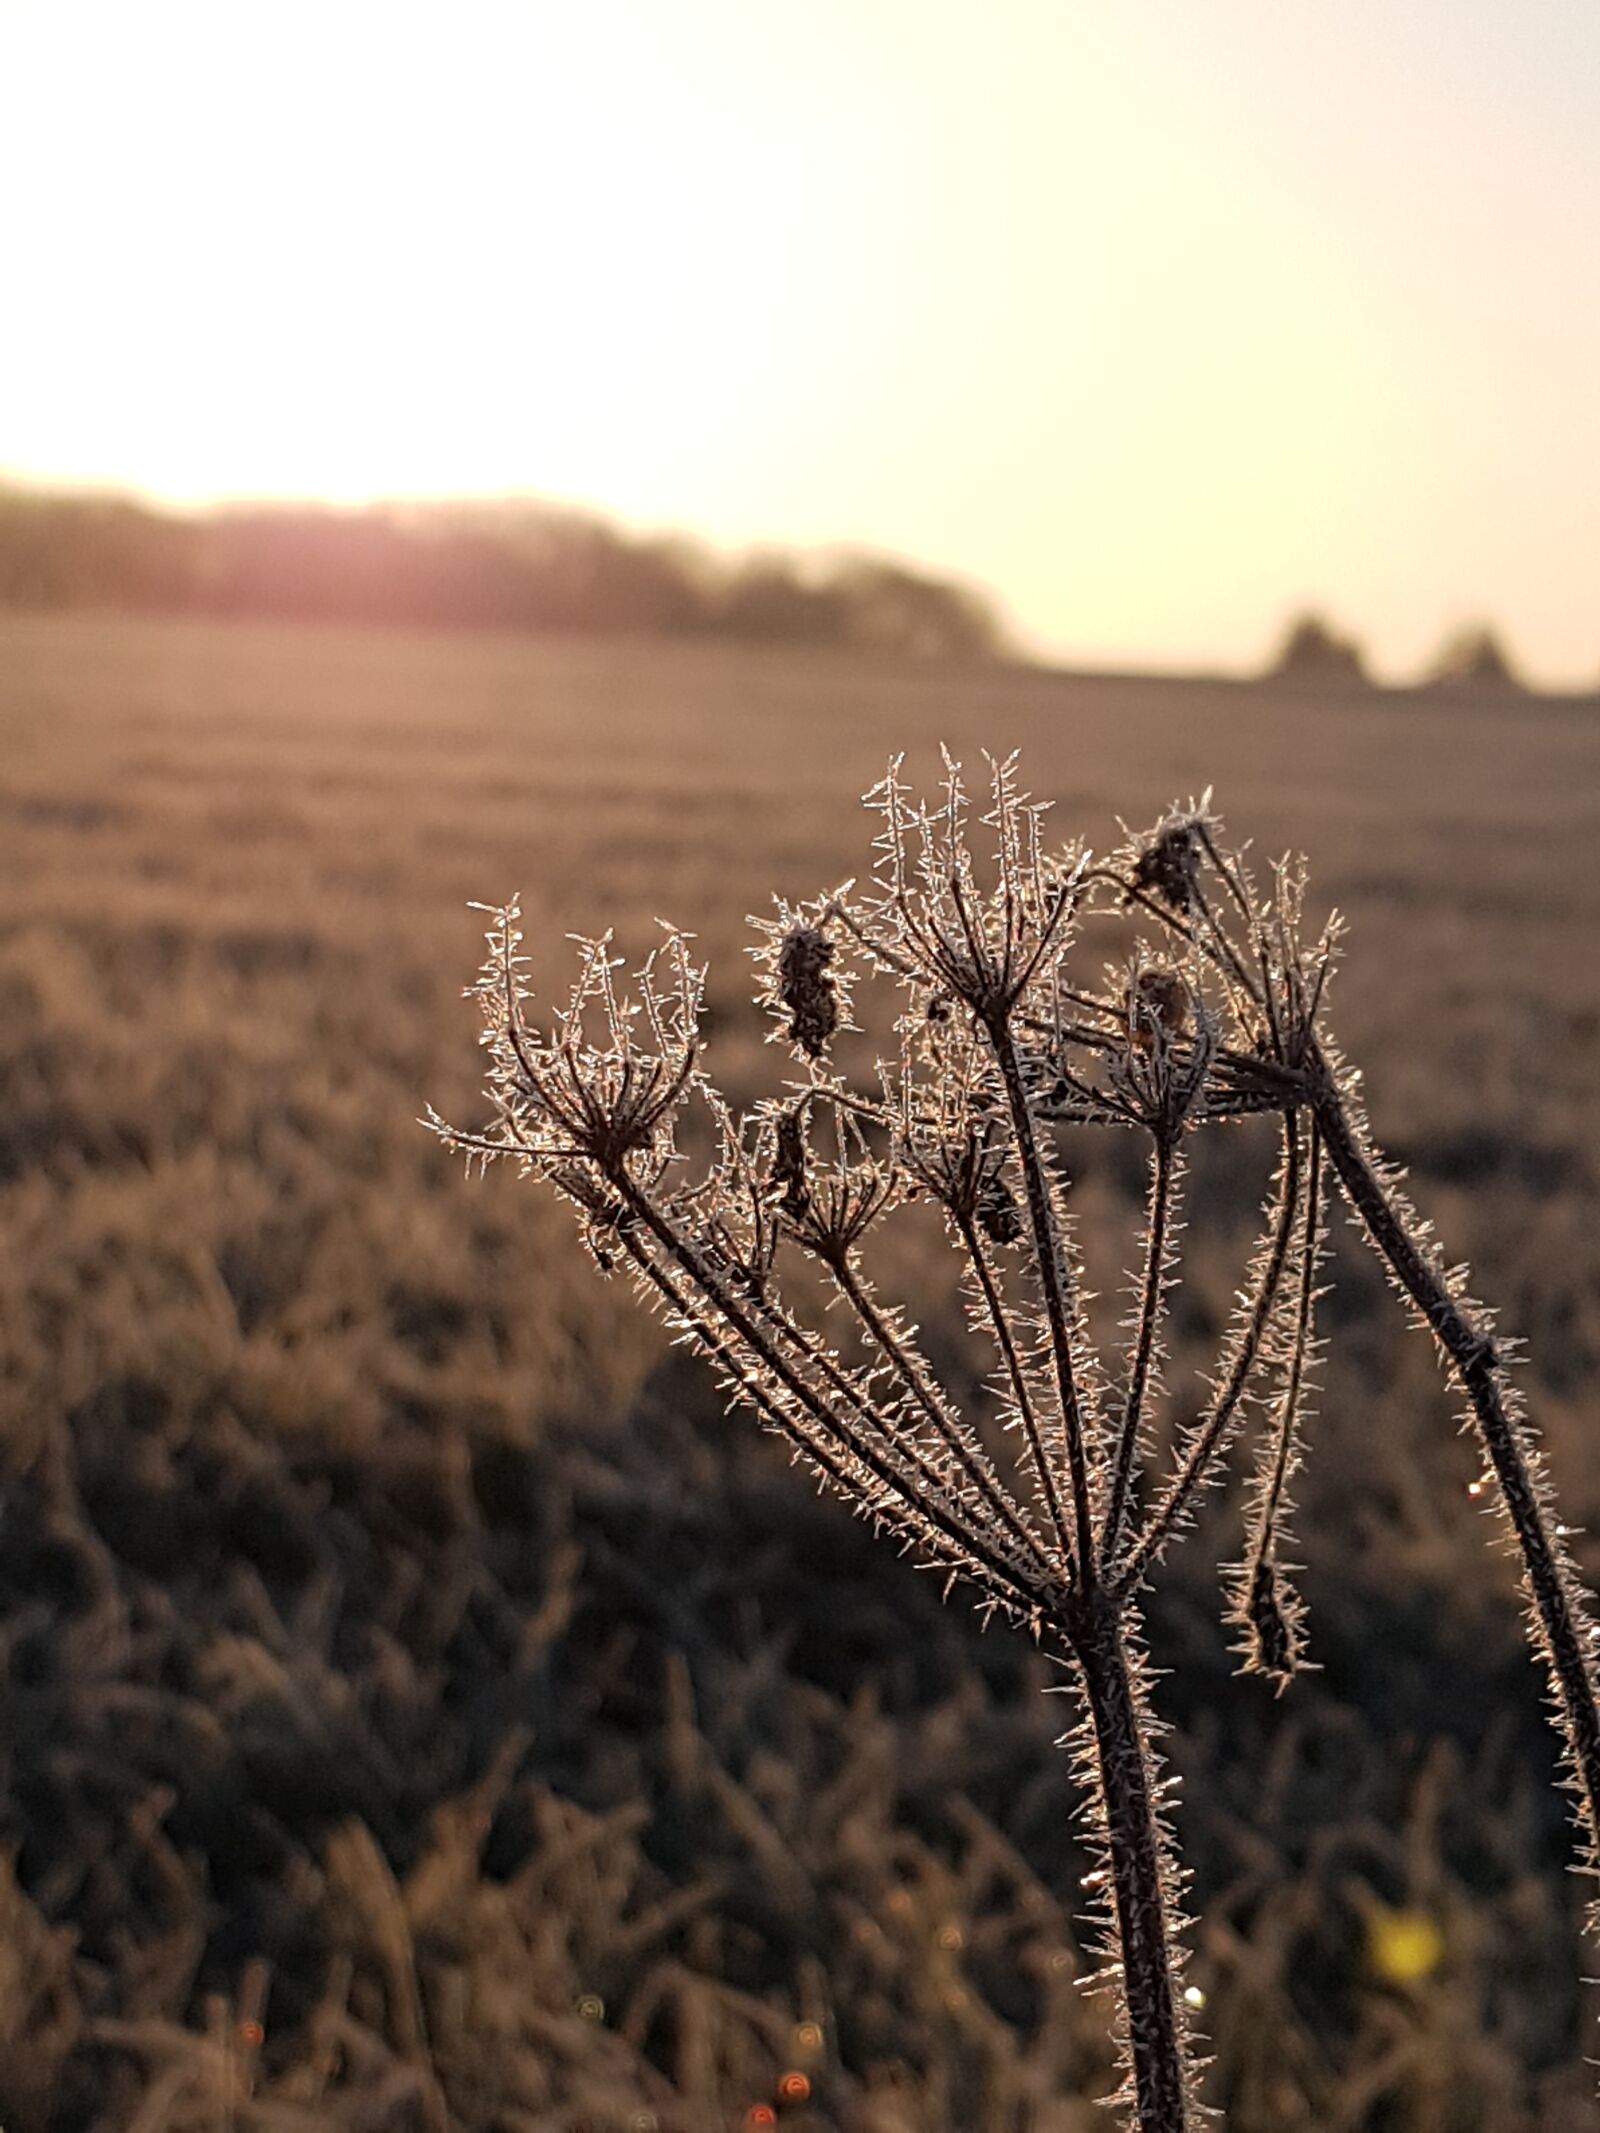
1252,1122,1322,1548
615,1178,1054,1611
987,1011,1100,1586
826,1247,1056,1581
956,1207,1076,1572
618,1224,1043,1627
1100,1135,1179,1567
1114,1113,1302,1596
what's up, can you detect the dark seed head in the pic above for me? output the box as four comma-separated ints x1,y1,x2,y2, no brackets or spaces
771,1108,813,1224
1127,968,1191,1052
778,926,839,1059
1129,819,1204,912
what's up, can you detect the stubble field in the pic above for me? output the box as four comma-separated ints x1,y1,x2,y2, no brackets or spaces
1,613,1597,2132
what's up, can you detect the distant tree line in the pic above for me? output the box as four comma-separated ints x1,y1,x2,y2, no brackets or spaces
1267,609,1572,694
0,489,1008,662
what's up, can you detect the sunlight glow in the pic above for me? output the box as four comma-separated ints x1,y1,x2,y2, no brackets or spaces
3,0,1597,681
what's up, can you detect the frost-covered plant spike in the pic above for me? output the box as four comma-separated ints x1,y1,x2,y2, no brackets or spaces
428,756,1600,2133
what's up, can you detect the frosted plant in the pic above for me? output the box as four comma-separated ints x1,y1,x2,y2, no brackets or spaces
428,755,1599,2133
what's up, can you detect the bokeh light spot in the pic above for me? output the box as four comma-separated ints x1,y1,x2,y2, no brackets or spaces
1369,1908,1445,1984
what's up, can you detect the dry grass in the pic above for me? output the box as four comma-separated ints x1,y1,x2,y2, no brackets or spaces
0,614,1597,2129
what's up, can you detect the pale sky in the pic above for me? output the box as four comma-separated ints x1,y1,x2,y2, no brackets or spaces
3,0,1597,683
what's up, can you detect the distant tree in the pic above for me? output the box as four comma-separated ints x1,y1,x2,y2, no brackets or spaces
1423,623,1524,693
0,490,200,610
714,556,846,644
1267,612,1369,688
830,557,1006,662
714,553,1004,661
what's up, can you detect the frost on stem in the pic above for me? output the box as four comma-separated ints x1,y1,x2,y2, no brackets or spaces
1112,793,1600,1953
428,756,1600,2131
1226,1121,1328,1692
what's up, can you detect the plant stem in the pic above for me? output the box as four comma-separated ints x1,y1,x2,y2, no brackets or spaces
1068,1589,1192,2133
828,1247,1054,1576
989,1012,1099,1585
1101,1135,1175,1563
958,1207,1077,1570
1310,1057,1600,1876
1115,1115,1301,1597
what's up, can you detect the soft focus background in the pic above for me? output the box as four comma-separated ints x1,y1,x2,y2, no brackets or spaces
2,5,1598,2130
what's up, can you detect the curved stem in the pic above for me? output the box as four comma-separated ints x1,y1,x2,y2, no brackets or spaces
1310,1058,1600,1889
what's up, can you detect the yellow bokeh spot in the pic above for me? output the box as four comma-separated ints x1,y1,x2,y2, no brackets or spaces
1369,1909,1445,1985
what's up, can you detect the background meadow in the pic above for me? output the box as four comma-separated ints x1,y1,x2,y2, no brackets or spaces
1,611,1596,2129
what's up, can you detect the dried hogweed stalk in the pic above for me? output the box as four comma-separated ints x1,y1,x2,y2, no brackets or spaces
428,757,1600,2133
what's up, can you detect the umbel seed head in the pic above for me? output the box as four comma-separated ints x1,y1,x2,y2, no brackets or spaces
1129,817,1205,912
777,925,839,1058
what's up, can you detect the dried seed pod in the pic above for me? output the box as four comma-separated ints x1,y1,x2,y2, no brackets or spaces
1127,968,1191,1052
1129,818,1204,912
777,925,839,1059
771,1107,813,1225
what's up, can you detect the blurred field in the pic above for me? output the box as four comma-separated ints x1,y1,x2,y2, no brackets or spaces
1,612,1597,2131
